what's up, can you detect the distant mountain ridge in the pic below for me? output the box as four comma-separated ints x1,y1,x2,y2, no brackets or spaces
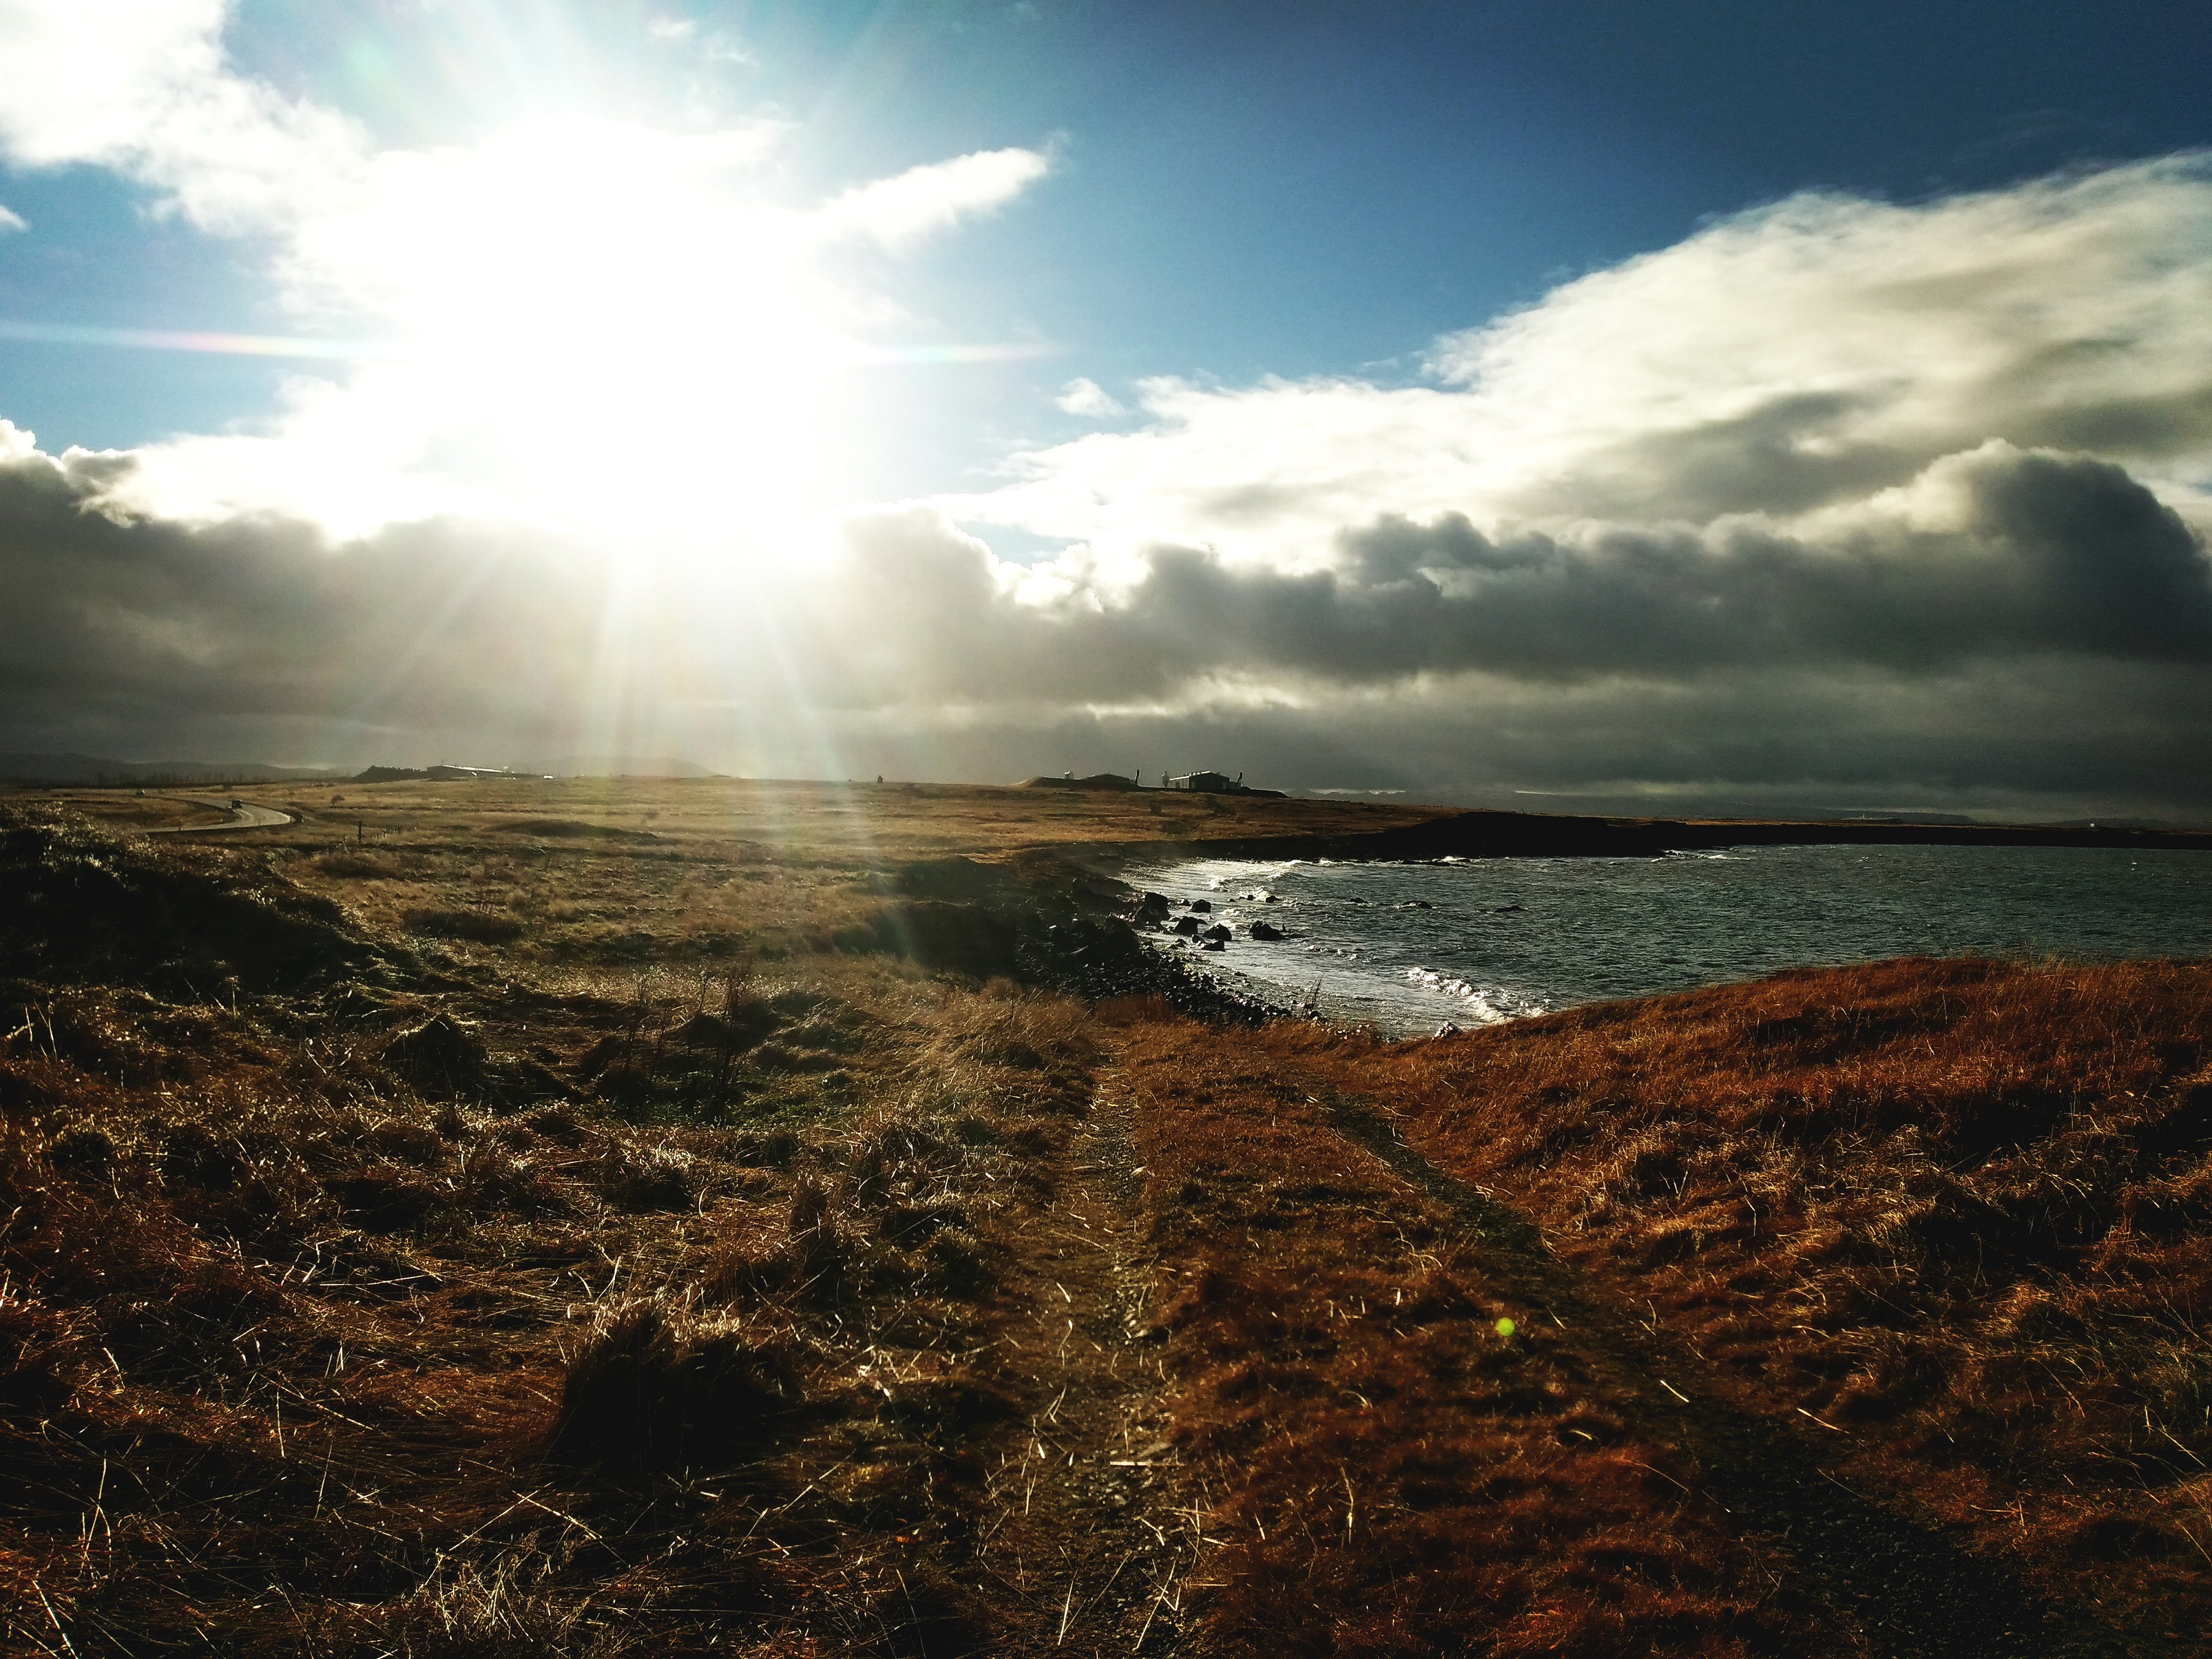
355,757,723,780
0,752,722,785
0,753,342,784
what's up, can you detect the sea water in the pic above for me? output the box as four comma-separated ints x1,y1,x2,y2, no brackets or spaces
1127,844,2212,1037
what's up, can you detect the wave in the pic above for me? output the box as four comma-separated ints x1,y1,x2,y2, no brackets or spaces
1404,966,1548,1024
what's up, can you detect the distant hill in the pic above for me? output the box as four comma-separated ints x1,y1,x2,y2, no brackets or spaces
2044,817,2205,831
526,755,720,779
0,753,342,785
0,752,723,786
1022,772,1142,791
1823,810,1982,826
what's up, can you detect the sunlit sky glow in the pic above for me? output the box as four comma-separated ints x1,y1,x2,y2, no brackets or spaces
4,2,2212,817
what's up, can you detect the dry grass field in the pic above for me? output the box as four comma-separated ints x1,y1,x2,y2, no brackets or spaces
42,776,1443,974
2,780,2206,1656
1178,966,2212,1656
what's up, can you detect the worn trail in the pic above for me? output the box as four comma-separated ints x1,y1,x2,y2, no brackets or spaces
1302,1074,2089,1659
971,1081,1192,1655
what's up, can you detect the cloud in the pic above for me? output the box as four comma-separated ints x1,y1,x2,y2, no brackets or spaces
647,13,754,65
806,441,2212,706
814,146,1055,251
1427,158,2212,520
0,6,1052,538
949,156,2212,568
1055,377,1124,418
744,154,2210,813
0,0,368,234
2,421,2207,815
0,204,25,232
0,423,606,750
3,122,2211,815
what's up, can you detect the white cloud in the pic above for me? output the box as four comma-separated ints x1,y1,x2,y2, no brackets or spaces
647,12,754,64
0,204,24,232
1428,157,2212,516
0,0,368,233
647,13,753,65
947,156,2212,574
855,157,2210,807
815,146,1055,251
0,3,1051,539
1055,376,1124,418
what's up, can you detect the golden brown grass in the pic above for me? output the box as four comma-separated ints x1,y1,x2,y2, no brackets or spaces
1105,1001,1826,1657
0,799,1142,1654
1259,959,2212,1647
32,774,1431,978
9,790,2211,1655
53,773,1444,861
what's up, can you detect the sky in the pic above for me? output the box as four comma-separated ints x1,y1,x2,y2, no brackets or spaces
2,1,2211,818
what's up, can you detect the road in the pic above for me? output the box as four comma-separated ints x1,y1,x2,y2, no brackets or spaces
145,796,296,834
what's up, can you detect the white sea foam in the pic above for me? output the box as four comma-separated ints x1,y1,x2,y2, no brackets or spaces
1404,967,1547,1024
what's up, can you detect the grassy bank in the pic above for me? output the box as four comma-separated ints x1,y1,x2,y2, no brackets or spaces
2,787,2205,1655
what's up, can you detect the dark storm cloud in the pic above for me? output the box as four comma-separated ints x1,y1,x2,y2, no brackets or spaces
6,424,2210,818
1329,444,2212,677
820,443,2212,702
761,432,2212,817
0,438,610,755
769,653,2212,823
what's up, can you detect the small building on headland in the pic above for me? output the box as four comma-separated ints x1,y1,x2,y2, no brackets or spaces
1017,767,1285,798
1166,769,1287,798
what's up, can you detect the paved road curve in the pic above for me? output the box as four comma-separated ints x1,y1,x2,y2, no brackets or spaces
145,796,296,834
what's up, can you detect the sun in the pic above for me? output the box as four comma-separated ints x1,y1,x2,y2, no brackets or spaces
284,117,852,548
57,23,1054,557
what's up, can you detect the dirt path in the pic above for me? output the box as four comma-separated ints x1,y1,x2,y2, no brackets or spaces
143,795,294,833
1300,1074,2080,1659
971,1080,1194,1654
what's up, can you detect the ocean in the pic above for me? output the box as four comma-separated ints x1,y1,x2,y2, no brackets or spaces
1126,843,2212,1036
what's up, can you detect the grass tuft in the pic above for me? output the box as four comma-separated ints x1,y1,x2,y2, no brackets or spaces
546,1297,794,1473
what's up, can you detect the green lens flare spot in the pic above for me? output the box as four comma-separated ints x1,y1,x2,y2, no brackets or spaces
1495,1316,1516,1338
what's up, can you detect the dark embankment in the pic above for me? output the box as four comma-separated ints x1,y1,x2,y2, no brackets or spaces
0,809,377,994
1087,805,2212,867
844,851,1292,1022
1363,808,2212,859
